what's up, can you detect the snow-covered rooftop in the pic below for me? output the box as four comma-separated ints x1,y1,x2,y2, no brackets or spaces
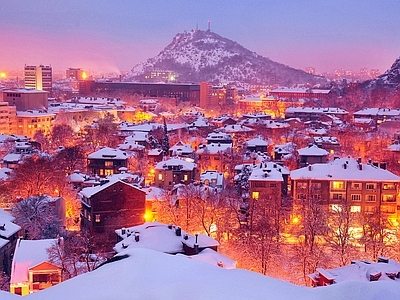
17,247,400,300
310,259,400,284
285,106,348,115
87,147,127,160
297,144,329,156
354,108,400,117
272,87,331,94
155,157,197,171
79,179,144,199
11,239,58,285
169,141,194,155
197,143,232,155
291,158,400,182
220,124,253,133
244,136,269,147
249,162,289,182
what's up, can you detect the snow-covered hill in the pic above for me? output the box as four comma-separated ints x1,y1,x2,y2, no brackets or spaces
126,30,324,85
366,56,400,89
16,248,400,300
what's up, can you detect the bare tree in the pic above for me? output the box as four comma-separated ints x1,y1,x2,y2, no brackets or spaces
325,200,360,266
47,230,108,280
361,211,395,261
7,154,66,199
50,124,75,149
12,195,61,239
0,272,9,292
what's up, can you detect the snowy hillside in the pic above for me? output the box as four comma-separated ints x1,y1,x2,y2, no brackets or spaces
16,248,400,300
367,56,400,89
126,30,324,85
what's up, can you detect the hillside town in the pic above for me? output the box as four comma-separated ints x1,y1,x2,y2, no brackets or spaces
1,57,400,298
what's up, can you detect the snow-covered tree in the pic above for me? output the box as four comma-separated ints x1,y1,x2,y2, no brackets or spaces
12,195,61,240
7,153,66,199
47,230,108,280
161,117,170,154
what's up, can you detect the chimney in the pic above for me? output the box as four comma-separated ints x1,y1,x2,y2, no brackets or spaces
343,164,347,169
121,228,126,235
380,162,387,170
175,226,182,236
373,162,379,167
358,164,363,170
134,232,140,242
194,234,199,254
308,165,312,171
357,157,362,164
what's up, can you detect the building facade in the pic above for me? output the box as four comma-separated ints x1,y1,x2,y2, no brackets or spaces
1,89,49,111
16,111,55,138
24,65,52,92
87,147,128,177
0,102,17,134
290,158,400,221
79,180,146,247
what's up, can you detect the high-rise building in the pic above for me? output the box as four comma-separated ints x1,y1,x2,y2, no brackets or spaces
199,82,212,109
24,65,52,92
0,102,17,134
66,68,86,80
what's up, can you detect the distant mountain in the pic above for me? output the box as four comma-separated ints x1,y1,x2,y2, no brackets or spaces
366,57,400,90
126,30,324,85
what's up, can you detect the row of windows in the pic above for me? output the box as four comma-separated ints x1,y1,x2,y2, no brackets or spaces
296,181,396,191
330,205,396,214
82,209,101,223
252,182,277,188
297,193,396,203
6,93,21,97
158,173,189,181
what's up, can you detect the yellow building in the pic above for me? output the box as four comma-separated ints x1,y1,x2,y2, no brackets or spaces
16,111,55,138
0,102,17,134
10,239,62,296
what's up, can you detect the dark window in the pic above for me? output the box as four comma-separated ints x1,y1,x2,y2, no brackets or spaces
14,287,22,295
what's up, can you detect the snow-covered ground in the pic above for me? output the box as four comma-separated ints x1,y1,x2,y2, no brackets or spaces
7,248,399,300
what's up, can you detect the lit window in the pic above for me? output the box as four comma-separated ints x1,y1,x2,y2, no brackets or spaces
331,181,345,190
383,183,396,190
184,174,188,181
350,206,361,213
381,206,396,214
105,161,113,167
95,214,100,223
382,194,396,203
252,191,259,199
331,204,342,212
158,174,163,180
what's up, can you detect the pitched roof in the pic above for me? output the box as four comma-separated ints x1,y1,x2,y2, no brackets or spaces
11,239,58,284
87,147,127,160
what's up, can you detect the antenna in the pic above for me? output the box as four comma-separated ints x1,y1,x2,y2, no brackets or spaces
207,20,211,31
196,22,198,31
